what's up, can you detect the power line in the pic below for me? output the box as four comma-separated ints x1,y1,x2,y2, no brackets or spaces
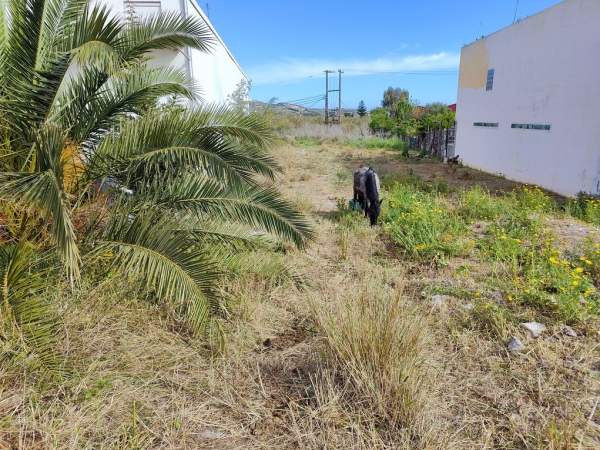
253,74,321,87
277,94,325,105
253,70,457,87
343,69,458,75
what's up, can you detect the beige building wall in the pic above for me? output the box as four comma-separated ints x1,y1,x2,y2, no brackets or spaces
455,0,600,196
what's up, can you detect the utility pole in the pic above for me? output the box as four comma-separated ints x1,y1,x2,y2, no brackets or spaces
338,70,343,125
324,70,334,125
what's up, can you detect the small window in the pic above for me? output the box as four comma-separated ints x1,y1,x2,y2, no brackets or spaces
511,124,551,131
474,122,498,128
128,1,161,18
486,69,494,91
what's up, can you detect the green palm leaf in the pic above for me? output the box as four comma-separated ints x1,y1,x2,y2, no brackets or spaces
122,10,215,60
88,108,278,191
0,242,65,377
93,212,222,330
138,175,314,249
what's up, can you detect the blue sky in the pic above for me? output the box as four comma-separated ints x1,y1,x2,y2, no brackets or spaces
204,0,562,110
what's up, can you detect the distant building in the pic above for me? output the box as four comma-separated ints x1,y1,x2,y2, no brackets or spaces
105,0,248,105
447,104,456,113
455,0,600,196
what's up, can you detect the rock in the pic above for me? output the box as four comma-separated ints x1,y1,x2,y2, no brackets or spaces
521,322,547,338
430,294,450,309
441,279,454,287
507,336,525,352
562,325,577,337
461,303,474,310
488,288,504,303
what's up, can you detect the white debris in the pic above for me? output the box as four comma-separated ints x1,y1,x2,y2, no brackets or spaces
507,336,525,352
521,322,547,338
430,294,450,309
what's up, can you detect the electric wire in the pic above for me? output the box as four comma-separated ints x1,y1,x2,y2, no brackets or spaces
253,74,322,87
253,69,457,87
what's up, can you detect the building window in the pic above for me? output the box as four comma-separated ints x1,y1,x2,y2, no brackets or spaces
128,1,161,18
486,69,494,91
474,122,498,127
511,124,551,131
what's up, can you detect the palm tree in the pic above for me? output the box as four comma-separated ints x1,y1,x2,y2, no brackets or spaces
0,0,313,358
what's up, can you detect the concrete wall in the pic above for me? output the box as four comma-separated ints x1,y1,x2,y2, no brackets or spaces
104,0,247,105
455,0,600,196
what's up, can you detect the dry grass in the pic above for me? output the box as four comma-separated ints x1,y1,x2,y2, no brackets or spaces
1,133,600,449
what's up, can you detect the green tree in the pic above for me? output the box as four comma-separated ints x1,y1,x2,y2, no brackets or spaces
368,107,395,134
423,102,448,117
0,0,313,361
417,106,456,136
227,78,252,112
357,100,367,117
382,87,409,114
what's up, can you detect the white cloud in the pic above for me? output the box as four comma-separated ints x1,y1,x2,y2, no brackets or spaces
249,52,459,86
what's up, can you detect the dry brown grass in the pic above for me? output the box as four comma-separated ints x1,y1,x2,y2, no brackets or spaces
2,136,600,449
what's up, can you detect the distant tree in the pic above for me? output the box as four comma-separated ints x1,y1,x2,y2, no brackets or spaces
368,107,394,134
382,87,409,113
423,102,448,117
357,100,367,117
416,103,455,136
268,97,279,105
227,78,252,112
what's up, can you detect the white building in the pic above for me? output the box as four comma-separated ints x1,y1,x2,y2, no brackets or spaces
105,0,247,105
455,0,600,196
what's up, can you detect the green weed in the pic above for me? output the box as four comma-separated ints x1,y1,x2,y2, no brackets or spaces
348,137,408,151
565,192,600,225
381,185,468,259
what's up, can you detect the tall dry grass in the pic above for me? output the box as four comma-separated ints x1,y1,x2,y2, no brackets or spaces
307,271,439,447
267,114,371,141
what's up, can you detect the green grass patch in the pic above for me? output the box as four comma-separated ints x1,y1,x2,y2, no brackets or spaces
293,136,321,147
382,170,453,195
348,136,408,151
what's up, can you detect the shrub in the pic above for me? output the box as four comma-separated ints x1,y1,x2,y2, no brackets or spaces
565,192,600,225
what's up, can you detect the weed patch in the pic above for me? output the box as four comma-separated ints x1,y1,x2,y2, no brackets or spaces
347,136,408,151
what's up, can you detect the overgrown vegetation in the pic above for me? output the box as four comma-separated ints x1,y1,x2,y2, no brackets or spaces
0,0,311,380
381,174,600,324
1,3,599,449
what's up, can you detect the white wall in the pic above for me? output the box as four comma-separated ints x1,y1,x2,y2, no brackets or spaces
104,0,247,105
455,0,600,196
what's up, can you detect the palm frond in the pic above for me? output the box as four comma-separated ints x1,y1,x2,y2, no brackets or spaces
0,170,80,283
121,10,215,61
66,2,125,73
87,108,278,191
93,212,222,330
136,175,313,249
0,241,66,377
69,65,195,142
